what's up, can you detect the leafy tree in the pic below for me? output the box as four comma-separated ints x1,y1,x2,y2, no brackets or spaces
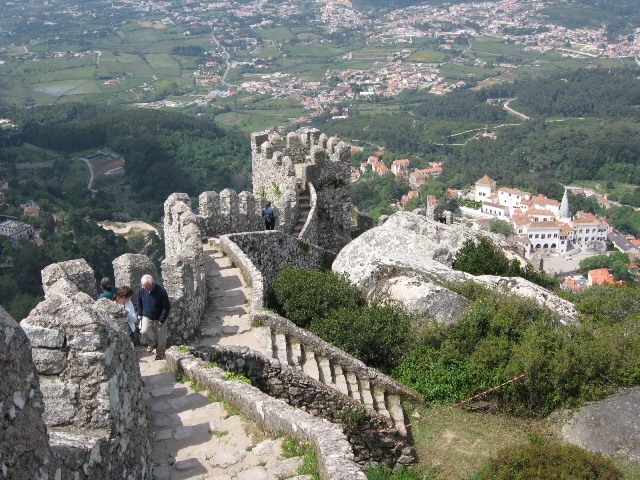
489,218,514,237
452,238,514,276
579,252,633,281
453,238,558,290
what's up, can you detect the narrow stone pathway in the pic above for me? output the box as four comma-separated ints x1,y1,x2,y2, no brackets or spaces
138,242,306,480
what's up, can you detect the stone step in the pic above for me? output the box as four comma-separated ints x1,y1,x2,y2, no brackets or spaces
387,394,407,437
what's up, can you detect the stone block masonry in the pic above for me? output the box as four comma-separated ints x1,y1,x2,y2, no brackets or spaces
161,193,207,345
0,261,153,479
0,305,58,480
251,129,352,253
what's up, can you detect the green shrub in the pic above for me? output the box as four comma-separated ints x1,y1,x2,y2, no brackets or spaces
474,441,623,480
310,302,412,369
272,267,362,328
392,284,640,415
452,237,559,290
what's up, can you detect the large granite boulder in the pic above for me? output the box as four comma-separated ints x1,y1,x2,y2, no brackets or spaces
561,387,640,465
333,212,577,323
0,306,57,479
370,271,469,325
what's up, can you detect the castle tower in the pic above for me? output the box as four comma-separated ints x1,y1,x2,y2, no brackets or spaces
250,128,352,252
559,188,570,220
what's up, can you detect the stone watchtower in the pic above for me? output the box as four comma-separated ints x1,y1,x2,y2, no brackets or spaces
250,128,352,253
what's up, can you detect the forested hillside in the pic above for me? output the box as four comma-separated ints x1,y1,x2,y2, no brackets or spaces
4,104,252,207
0,104,250,320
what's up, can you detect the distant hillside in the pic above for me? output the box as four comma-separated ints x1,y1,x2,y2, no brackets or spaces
3,104,251,216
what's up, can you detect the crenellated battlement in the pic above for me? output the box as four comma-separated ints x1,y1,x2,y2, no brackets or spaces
251,128,352,252
250,128,350,168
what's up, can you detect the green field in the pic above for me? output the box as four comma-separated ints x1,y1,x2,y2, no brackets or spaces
406,49,447,63
256,27,295,42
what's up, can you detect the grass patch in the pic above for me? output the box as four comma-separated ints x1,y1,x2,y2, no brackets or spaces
224,371,251,384
175,371,188,384
281,437,319,480
190,379,203,392
207,391,221,403
223,401,240,418
209,429,229,438
177,345,190,353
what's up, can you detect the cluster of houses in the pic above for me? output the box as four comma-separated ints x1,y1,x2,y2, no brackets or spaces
351,155,443,187
471,175,609,256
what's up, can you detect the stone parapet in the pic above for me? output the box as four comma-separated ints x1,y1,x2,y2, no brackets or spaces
162,194,207,344
191,345,414,467
42,258,96,299
0,305,58,480
220,231,334,296
298,182,319,244
113,253,158,300
166,347,367,480
14,264,154,479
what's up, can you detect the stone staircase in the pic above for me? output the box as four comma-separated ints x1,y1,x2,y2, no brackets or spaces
198,242,410,436
267,326,408,436
291,188,311,237
139,350,309,480
141,241,413,478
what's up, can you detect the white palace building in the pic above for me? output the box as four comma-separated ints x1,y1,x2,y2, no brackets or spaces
473,175,608,256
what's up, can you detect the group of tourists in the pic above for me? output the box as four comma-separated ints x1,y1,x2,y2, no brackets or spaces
93,200,274,360
97,274,171,361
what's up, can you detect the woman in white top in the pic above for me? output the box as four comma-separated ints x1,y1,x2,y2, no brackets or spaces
115,286,138,345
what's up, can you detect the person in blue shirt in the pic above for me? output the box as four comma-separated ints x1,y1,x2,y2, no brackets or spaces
262,200,277,230
136,274,171,360
97,277,117,300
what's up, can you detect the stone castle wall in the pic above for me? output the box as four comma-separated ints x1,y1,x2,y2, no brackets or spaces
7,259,153,480
220,231,335,295
161,193,207,344
0,305,58,480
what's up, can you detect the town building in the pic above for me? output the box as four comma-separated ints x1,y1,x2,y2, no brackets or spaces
20,200,40,217
0,220,35,248
391,159,410,178
409,167,442,190
474,175,496,202
470,176,609,256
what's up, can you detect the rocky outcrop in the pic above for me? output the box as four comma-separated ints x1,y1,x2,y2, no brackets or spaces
0,306,57,480
113,253,158,300
371,272,469,325
561,387,640,465
42,259,96,299
333,212,577,323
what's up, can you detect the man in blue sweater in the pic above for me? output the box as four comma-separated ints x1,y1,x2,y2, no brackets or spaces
137,274,171,360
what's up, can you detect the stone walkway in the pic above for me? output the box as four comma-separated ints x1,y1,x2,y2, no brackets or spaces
138,243,307,480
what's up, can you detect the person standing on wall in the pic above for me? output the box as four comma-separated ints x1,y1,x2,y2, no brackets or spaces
137,274,171,360
262,200,277,230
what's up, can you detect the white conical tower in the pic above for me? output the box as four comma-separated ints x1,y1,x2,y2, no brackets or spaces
559,187,570,220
